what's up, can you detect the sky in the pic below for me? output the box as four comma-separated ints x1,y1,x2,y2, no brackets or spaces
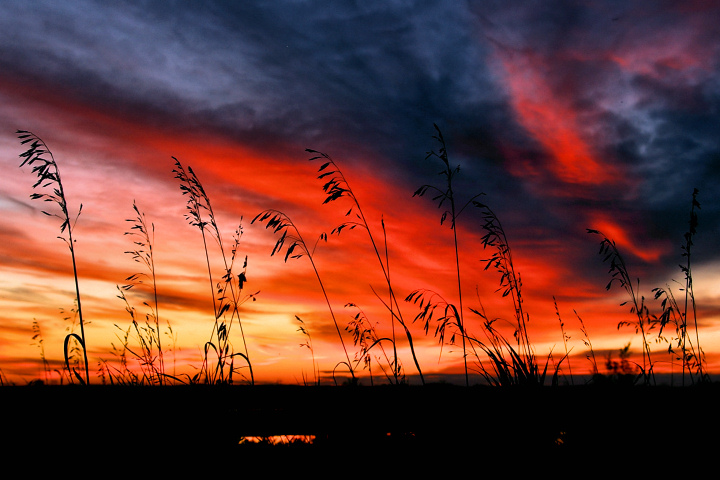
1,0,719,385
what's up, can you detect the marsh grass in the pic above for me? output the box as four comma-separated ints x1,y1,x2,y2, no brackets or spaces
252,209,355,383
17,131,90,384
345,302,399,385
174,158,256,384
113,201,167,384
587,228,655,384
7,128,713,392
410,126,565,386
412,125,484,386
653,189,707,384
31,320,52,383
307,148,421,384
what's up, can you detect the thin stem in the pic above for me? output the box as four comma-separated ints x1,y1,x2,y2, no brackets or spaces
17,131,89,384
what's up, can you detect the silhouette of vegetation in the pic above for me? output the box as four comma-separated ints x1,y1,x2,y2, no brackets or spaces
174,158,256,384
295,315,319,386
113,201,167,384
652,188,707,384
6,127,720,457
31,320,51,383
588,188,708,386
6,129,714,394
345,302,399,385
587,228,656,384
307,149,420,384
251,209,355,384
411,124,484,386
17,130,90,384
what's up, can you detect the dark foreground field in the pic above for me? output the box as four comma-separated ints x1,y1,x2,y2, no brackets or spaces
5,383,720,462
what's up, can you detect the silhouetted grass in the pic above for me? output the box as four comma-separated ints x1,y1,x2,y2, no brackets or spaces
554,297,574,384
174,158,255,384
307,148,422,384
412,124,484,386
7,128,714,395
345,302,402,385
31,320,51,383
295,315,319,386
114,201,167,384
252,209,355,383
587,228,655,384
409,126,567,387
17,131,90,384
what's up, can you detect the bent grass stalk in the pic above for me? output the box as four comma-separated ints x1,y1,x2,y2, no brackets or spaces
587,228,655,384
252,209,355,383
307,148,422,384
17,130,90,385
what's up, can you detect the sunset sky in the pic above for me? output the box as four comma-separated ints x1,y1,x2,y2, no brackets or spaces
1,0,720,385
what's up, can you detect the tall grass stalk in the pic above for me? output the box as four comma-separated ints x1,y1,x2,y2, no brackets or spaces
653,188,705,384
17,130,90,384
587,228,655,384
307,149,421,384
473,201,537,375
252,209,355,383
120,200,165,384
575,310,598,377
413,125,483,386
553,298,573,384
174,158,254,384
682,188,703,380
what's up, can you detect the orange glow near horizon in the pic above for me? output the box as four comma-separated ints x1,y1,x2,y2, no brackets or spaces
1,85,717,386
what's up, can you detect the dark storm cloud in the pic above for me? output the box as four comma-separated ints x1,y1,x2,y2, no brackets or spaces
2,0,719,273
1,1,505,173
467,0,720,270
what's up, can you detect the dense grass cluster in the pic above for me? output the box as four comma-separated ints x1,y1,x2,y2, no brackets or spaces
6,127,711,388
